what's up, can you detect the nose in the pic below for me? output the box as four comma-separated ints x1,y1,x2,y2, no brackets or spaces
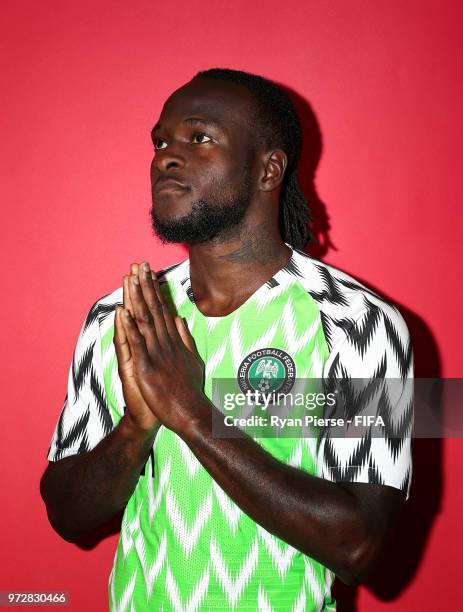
152,146,186,173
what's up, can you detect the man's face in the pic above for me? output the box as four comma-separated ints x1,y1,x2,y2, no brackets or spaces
149,76,258,244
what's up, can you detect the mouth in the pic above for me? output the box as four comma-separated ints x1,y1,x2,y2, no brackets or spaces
154,178,189,195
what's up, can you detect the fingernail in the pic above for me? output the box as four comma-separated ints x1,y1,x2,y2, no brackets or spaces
143,262,150,272
132,275,139,285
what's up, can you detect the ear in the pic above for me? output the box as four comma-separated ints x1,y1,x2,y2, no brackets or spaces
259,149,288,193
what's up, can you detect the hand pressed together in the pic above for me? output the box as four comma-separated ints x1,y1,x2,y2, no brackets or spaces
113,261,207,436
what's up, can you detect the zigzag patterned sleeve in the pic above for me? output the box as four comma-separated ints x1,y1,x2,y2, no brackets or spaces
317,299,414,500
46,300,115,461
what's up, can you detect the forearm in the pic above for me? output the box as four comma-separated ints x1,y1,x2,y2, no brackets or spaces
181,401,371,584
40,414,158,542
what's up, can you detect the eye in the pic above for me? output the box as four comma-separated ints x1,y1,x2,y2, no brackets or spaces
192,132,212,144
153,138,167,150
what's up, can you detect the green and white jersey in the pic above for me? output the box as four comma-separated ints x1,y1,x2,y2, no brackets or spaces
46,244,413,611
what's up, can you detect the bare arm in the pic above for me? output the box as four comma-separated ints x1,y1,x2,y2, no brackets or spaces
40,414,158,542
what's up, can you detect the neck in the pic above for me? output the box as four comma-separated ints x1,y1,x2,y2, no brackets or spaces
186,221,291,315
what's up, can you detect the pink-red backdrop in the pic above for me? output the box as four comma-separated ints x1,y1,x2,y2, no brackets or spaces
2,1,462,610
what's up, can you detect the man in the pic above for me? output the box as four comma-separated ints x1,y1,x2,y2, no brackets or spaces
40,68,413,611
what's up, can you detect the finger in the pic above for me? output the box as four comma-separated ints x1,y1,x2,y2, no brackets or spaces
131,266,170,346
140,263,166,312
123,275,134,316
174,316,198,354
148,267,180,340
129,274,161,350
113,306,132,371
124,262,145,317
125,263,141,315
163,302,179,339
150,270,165,304
140,262,175,343
120,307,151,371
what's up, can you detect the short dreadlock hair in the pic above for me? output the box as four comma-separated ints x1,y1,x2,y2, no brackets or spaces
194,67,312,250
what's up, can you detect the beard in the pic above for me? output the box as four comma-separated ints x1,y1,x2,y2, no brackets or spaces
150,167,254,245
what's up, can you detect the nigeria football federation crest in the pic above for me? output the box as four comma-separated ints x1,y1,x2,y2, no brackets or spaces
237,348,296,399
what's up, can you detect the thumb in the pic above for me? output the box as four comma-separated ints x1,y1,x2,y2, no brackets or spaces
175,316,198,355
114,306,133,376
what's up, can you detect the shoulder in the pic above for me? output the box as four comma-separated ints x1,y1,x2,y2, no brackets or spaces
289,249,413,378
290,247,402,320
290,248,410,352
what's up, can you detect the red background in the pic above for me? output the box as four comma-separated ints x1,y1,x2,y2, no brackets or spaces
2,1,462,610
